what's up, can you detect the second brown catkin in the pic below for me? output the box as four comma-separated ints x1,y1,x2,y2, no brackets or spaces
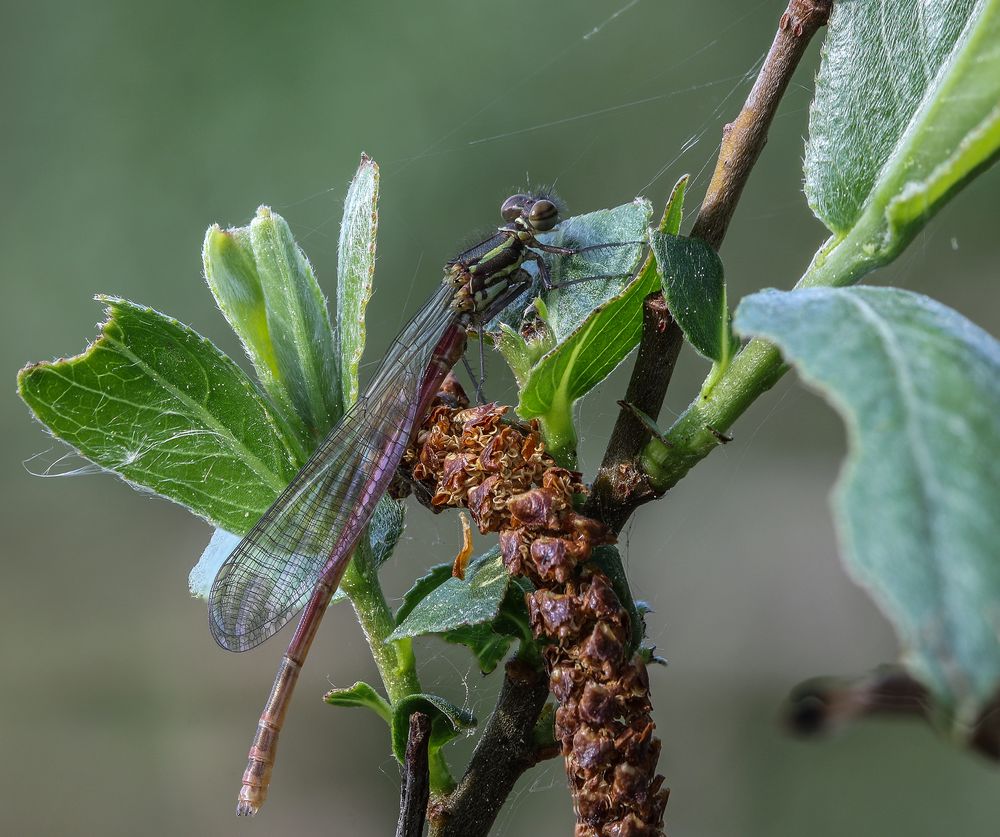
397,392,668,836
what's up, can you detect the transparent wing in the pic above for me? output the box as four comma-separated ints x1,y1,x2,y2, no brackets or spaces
448,230,506,266
209,283,458,651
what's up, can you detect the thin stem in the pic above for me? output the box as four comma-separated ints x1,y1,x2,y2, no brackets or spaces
642,221,880,493
341,547,421,704
538,406,579,470
690,0,834,249
341,547,462,793
396,712,432,837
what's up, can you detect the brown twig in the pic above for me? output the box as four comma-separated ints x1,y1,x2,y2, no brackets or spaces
785,667,931,737
785,666,1000,763
591,0,832,533
428,656,550,837
691,0,832,248
586,293,682,532
396,711,432,837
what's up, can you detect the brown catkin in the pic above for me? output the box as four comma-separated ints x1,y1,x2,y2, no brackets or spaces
398,396,668,836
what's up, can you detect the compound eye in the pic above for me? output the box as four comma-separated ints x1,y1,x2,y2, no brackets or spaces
528,199,558,232
501,194,531,222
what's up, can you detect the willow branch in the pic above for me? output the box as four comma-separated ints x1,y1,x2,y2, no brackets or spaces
691,0,833,248
427,656,550,837
586,293,682,531
590,0,833,532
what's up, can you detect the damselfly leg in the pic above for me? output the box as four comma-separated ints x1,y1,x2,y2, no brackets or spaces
529,240,647,291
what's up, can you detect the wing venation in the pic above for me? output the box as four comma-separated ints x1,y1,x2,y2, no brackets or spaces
209,283,457,651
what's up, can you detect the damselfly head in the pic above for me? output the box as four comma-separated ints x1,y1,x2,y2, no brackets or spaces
500,194,560,233
500,194,532,221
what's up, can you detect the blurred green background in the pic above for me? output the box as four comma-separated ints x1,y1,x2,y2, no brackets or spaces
4,1,999,834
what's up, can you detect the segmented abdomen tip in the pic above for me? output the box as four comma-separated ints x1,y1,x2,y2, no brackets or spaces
236,800,259,817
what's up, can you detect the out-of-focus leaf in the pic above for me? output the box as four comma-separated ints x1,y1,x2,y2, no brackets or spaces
323,680,392,724
650,231,731,367
204,207,340,451
17,297,298,534
337,154,379,407
804,0,1000,266
189,528,241,599
735,286,1000,732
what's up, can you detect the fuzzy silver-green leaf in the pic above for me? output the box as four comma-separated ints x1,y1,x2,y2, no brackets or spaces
735,286,1000,731
337,154,380,407
804,0,1000,259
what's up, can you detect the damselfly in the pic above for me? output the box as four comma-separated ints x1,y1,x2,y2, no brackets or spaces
209,193,613,814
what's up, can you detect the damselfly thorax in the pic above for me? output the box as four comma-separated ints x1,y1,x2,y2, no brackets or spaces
446,194,562,320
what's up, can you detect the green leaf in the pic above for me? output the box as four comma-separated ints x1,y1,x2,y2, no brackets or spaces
540,199,652,342
441,625,514,675
650,231,731,367
249,206,343,438
188,528,241,598
804,0,1000,267
394,563,455,625
660,174,689,236
202,225,306,462
494,319,551,391
392,559,519,673
17,297,298,534
388,548,511,641
391,692,476,792
734,286,1000,731
196,170,400,603
531,702,558,753
205,206,342,452
337,154,380,407
323,680,392,724
498,186,689,463
502,200,652,460
391,693,477,760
